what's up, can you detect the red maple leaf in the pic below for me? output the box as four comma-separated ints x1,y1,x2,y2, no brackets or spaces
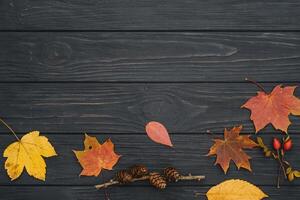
207,126,258,173
242,85,300,133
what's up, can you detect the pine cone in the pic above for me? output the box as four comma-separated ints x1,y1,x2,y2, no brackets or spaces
149,172,167,189
129,165,149,178
163,167,181,182
115,170,133,184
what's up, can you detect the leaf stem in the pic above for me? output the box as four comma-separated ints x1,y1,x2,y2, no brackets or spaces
245,78,267,93
95,174,205,189
206,130,217,139
0,117,20,141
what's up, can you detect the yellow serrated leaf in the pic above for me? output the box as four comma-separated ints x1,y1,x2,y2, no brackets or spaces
257,137,264,147
286,167,292,174
288,172,295,181
206,179,268,200
3,131,57,181
294,170,300,178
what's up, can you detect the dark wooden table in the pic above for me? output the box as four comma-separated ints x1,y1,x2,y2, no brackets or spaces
1,0,300,199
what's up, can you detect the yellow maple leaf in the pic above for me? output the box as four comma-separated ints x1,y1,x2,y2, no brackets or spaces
3,131,57,181
206,179,268,200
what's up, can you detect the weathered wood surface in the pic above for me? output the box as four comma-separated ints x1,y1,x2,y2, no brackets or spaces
1,0,300,30
0,83,300,134
1,0,300,199
1,186,300,200
0,134,299,186
1,32,300,82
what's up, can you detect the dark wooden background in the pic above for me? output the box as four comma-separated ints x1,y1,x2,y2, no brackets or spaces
1,0,300,199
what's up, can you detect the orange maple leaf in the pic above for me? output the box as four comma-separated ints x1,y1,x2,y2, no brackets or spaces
242,85,300,133
207,126,258,174
73,134,121,176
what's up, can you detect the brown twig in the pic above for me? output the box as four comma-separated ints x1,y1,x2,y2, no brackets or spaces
95,174,205,189
271,151,287,180
104,188,111,200
277,161,281,188
277,150,287,179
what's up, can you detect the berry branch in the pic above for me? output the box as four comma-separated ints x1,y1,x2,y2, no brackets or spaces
95,165,205,189
257,136,300,188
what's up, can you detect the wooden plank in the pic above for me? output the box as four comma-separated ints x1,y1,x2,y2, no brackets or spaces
1,32,300,82
0,134,299,185
0,83,300,133
0,185,299,200
1,0,300,30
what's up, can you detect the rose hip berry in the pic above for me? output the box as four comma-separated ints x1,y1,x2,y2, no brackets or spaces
273,138,281,150
283,139,293,151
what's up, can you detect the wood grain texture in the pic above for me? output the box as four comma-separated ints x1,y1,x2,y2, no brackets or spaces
1,83,300,134
1,0,300,199
0,134,299,185
1,0,300,30
0,185,298,200
1,32,300,82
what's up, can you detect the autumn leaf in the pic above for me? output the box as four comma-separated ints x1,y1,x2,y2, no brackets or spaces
145,121,173,147
3,131,57,181
242,84,300,133
206,179,268,200
73,134,121,176
207,125,258,173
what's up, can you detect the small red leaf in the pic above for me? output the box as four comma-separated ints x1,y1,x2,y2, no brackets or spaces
145,121,173,147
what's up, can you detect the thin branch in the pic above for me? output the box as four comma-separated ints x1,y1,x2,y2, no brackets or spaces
277,163,281,188
104,188,111,200
95,176,148,189
277,150,287,179
95,174,205,189
178,174,205,181
271,151,287,179
245,78,267,93
0,117,20,141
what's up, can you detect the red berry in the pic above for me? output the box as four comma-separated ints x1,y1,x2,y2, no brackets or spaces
283,139,293,151
273,138,281,150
